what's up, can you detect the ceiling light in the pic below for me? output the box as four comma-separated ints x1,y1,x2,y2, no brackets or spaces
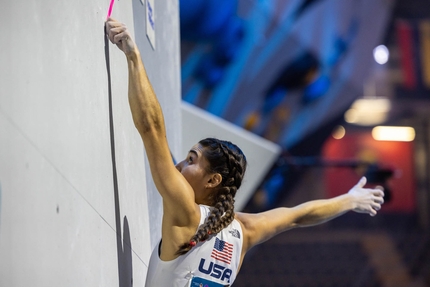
344,98,391,126
373,45,389,65
372,126,415,142
332,125,346,140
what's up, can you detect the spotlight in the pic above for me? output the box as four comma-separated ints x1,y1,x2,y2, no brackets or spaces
373,45,389,65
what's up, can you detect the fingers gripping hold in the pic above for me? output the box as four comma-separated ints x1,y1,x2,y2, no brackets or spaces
113,30,129,45
106,20,127,42
105,18,136,55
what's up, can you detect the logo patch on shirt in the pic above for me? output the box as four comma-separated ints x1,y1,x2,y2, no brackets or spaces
228,229,240,239
211,238,233,265
190,276,228,287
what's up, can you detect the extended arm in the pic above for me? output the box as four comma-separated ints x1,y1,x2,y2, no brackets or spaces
238,177,384,252
105,19,197,218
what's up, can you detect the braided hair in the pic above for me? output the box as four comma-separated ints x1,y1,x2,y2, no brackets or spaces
176,138,247,255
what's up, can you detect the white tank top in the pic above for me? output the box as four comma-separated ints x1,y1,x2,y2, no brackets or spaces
145,205,243,287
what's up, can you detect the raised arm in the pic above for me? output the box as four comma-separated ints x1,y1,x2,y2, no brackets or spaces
105,19,197,221
237,177,384,252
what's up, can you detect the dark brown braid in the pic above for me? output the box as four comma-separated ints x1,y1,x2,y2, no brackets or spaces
176,138,247,255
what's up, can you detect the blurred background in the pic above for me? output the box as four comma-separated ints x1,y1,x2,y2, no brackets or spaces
179,0,430,286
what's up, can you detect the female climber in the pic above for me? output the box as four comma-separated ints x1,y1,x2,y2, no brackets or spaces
105,18,384,287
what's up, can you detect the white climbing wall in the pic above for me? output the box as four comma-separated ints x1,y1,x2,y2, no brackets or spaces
0,0,181,286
